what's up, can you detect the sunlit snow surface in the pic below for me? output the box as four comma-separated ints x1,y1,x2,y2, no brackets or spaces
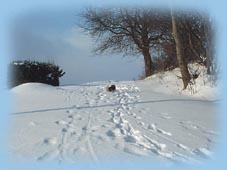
8,67,219,166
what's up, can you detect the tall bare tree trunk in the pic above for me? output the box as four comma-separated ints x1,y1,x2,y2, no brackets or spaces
142,48,154,77
171,11,191,89
203,23,213,75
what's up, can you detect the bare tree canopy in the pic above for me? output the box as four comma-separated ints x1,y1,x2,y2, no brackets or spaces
80,7,172,77
170,10,216,88
80,7,216,89
182,11,216,74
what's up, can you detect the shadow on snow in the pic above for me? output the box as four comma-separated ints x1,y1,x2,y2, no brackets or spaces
10,98,218,115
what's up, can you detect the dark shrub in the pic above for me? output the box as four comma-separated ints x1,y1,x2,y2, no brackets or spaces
153,55,178,73
8,60,65,88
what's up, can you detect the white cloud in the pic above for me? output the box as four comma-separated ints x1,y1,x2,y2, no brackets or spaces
63,27,93,51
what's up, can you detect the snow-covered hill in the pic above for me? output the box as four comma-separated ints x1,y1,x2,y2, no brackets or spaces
8,68,219,166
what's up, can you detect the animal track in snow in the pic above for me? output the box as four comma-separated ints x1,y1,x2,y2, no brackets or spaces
179,121,218,136
68,115,74,119
42,137,58,145
176,143,190,151
159,113,172,120
147,123,172,136
106,128,122,137
29,121,37,127
55,120,67,125
106,84,180,161
135,116,142,120
66,110,74,114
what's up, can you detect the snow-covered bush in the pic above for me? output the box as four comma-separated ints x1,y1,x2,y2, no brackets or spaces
8,60,65,88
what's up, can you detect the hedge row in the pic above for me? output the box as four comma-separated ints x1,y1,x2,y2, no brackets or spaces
8,60,65,88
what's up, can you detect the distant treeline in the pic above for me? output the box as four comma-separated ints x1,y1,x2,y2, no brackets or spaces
8,60,65,88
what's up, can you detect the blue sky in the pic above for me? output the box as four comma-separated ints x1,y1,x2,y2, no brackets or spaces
6,1,226,86
10,7,144,85
0,0,227,170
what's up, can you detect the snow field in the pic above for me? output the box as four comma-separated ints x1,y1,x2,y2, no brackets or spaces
8,71,218,166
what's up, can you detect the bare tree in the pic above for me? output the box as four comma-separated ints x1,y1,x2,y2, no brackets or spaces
184,12,216,74
171,10,191,89
80,8,171,77
147,10,215,76
80,7,215,88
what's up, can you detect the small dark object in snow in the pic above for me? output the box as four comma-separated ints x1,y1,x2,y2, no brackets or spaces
107,85,116,92
192,73,199,80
